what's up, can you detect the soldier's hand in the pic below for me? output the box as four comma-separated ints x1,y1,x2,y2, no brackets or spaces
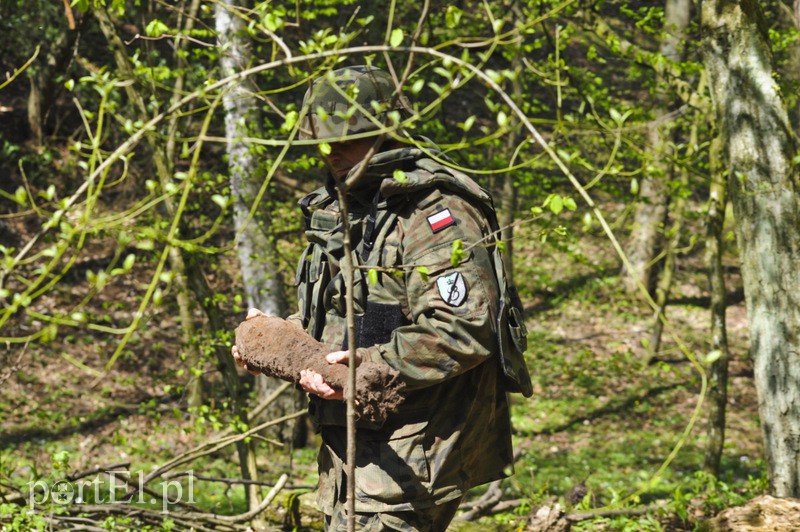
298,350,361,400
299,369,343,400
232,344,261,376
324,350,362,366
245,307,267,320
232,308,268,376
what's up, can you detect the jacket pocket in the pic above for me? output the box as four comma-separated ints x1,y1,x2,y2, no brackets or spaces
355,421,430,504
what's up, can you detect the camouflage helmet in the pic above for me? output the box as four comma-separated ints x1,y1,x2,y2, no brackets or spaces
299,65,410,140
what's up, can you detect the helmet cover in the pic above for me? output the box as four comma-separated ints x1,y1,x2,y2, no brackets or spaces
299,65,409,140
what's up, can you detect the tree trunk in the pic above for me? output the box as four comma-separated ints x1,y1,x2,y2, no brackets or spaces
645,113,700,362
93,7,206,408
215,0,305,447
789,0,800,130
94,7,267,519
182,254,267,529
621,0,691,295
27,22,81,145
703,134,730,476
165,0,205,409
499,52,524,287
701,0,800,497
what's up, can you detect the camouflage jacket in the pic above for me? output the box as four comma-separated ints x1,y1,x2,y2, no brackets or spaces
291,144,516,513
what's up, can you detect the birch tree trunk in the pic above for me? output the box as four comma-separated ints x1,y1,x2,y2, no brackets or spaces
701,0,800,497
215,0,304,446
621,0,691,294
94,7,266,522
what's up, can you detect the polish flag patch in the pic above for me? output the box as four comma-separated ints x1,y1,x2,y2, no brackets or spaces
427,208,456,233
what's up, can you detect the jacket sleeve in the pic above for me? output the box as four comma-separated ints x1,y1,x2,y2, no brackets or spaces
358,191,500,390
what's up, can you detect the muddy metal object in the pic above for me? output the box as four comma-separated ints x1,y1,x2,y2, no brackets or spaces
234,315,406,425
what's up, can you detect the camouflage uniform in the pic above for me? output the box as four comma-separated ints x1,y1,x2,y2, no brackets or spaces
291,145,517,524
290,65,530,529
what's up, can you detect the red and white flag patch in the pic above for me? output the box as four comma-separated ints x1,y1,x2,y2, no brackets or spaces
427,208,456,233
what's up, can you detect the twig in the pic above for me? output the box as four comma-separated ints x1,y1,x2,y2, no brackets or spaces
208,473,288,524
566,507,652,522
487,498,524,514
456,479,505,521
246,380,293,422
0,343,28,387
124,32,214,48
164,471,315,491
66,462,131,482
141,410,306,486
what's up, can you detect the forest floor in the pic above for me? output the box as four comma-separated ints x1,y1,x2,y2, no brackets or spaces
0,199,766,531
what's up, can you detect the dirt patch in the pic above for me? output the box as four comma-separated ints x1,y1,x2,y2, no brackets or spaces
234,315,406,425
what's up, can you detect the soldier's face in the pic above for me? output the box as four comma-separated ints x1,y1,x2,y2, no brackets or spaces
323,138,374,178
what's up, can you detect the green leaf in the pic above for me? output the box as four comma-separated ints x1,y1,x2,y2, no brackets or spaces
705,350,722,364
549,195,564,215
211,194,229,209
390,28,404,47
497,240,506,254
393,169,408,184
145,19,170,38
410,79,425,94
64,79,75,92
41,324,58,343
136,239,155,251
122,254,135,272
319,142,331,156
368,269,378,285
461,115,476,132
496,110,508,128
445,5,463,28
557,149,573,162
450,239,464,267
582,212,593,231
564,197,577,211
631,178,639,195
417,266,429,282
263,13,284,32
14,186,26,206
281,110,298,133
610,108,632,126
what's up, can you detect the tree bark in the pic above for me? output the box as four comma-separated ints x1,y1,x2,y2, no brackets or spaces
703,134,730,476
93,7,206,408
27,20,81,145
701,0,800,497
215,0,305,447
621,0,691,295
182,254,267,529
94,7,267,521
499,53,524,287
165,0,205,409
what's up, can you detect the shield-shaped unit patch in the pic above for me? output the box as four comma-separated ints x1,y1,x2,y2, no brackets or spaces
436,272,467,307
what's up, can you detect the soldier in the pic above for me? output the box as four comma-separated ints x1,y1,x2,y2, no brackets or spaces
234,65,531,531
